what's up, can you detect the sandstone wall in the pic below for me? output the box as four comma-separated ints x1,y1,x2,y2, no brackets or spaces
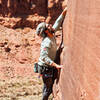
53,0,100,100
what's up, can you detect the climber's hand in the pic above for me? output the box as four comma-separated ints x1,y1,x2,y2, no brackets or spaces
62,7,67,16
64,7,67,12
56,64,63,69
51,62,63,69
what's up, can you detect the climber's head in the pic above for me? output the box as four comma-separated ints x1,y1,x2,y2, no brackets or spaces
36,22,54,38
36,22,46,37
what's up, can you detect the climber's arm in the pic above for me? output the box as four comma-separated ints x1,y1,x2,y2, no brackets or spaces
52,7,67,32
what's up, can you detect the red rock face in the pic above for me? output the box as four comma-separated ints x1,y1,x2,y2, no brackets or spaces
0,0,48,17
0,0,66,28
53,0,100,100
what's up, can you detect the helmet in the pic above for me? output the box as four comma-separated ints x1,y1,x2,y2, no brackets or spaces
36,22,46,36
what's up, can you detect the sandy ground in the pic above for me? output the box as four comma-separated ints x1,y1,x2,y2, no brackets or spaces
0,76,43,100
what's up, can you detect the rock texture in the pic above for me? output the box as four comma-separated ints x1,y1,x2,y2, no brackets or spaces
0,0,47,28
0,0,66,29
0,25,41,79
0,15,45,29
0,0,48,17
53,0,100,100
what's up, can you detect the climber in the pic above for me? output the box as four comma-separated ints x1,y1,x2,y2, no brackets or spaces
35,7,67,100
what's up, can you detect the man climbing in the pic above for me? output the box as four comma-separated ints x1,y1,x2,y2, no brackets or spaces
35,7,67,100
